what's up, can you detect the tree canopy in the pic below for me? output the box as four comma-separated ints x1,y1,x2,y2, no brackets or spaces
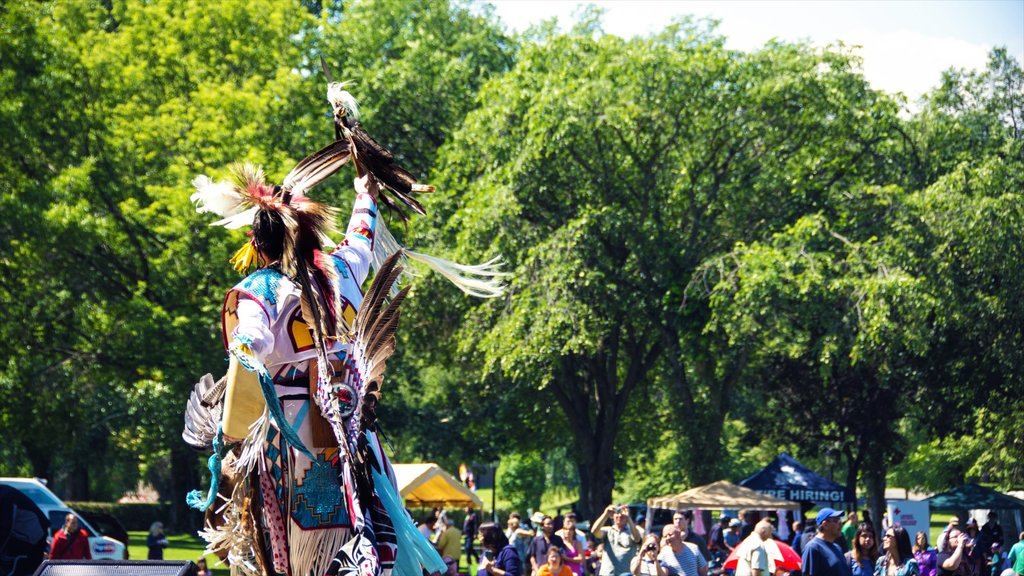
1,0,1020,529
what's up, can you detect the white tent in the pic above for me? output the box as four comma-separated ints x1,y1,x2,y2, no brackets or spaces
391,463,483,509
648,480,800,511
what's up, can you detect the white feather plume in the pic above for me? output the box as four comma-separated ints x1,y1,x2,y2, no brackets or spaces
212,206,259,230
327,82,359,121
372,218,509,299
191,175,247,218
406,251,509,298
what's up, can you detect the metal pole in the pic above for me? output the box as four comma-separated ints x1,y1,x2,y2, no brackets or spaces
492,462,499,523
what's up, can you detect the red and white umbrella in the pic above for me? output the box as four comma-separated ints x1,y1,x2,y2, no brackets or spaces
723,538,802,572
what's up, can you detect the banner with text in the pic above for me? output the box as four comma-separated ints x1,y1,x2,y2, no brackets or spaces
887,499,930,533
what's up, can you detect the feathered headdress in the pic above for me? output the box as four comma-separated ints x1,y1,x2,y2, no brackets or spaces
191,140,349,274
191,139,356,353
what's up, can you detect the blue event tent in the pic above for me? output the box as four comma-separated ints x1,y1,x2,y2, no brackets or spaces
739,452,855,507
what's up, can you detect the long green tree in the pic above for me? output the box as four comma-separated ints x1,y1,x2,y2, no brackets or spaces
697,49,1023,525
0,0,512,529
425,14,912,517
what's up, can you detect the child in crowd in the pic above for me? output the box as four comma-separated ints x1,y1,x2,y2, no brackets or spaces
539,547,572,576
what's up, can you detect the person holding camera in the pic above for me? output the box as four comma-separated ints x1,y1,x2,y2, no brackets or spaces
631,535,666,576
593,505,643,576
939,527,977,576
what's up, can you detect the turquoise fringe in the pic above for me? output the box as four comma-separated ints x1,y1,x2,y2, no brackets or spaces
371,467,446,576
186,426,224,511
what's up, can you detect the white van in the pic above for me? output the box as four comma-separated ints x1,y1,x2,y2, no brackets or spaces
0,478,128,560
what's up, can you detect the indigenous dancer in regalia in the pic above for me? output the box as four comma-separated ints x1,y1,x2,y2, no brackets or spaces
182,78,505,576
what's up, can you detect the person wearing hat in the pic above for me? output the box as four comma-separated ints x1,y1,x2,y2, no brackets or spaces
532,512,548,529
988,542,1005,576
726,519,743,553
801,508,853,576
962,519,985,576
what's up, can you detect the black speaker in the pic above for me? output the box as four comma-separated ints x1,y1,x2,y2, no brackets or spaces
33,561,196,576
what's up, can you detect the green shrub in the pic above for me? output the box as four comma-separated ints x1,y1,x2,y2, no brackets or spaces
66,501,171,532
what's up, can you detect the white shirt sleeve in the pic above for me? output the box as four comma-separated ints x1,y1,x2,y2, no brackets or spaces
232,296,274,361
332,192,377,286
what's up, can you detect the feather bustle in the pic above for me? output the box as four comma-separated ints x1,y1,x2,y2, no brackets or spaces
183,373,226,450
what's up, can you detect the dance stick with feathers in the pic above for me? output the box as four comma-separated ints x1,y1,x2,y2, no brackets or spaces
321,56,435,220
320,57,509,299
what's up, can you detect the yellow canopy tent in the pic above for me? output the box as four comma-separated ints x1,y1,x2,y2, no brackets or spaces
647,480,800,511
391,463,483,509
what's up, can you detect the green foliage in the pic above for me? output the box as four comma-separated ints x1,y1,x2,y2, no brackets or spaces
66,501,172,532
497,452,546,514
0,0,513,512
321,0,516,175
1,0,1021,521
696,48,1023,514
428,14,920,515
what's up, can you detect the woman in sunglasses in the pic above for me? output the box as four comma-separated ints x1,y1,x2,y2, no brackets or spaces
875,526,919,576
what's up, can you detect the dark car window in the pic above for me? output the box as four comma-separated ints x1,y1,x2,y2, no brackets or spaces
81,512,129,545
89,517,112,535
47,511,95,537
47,511,64,535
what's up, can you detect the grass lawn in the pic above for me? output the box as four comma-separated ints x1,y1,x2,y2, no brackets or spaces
128,531,226,576
128,531,478,576
473,487,581,518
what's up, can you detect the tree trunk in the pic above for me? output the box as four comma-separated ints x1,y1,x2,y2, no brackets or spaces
169,445,200,532
65,459,90,501
27,450,52,483
843,442,861,513
557,362,618,520
577,448,615,522
552,340,658,522
863,459,886,537
667,332,742,485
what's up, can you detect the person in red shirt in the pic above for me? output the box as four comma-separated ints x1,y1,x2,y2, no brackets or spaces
49,514,91,560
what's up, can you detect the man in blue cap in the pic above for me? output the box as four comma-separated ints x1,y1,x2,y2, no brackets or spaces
801,508,853,576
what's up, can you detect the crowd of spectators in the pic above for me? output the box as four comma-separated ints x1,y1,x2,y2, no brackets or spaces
415,507,1024,576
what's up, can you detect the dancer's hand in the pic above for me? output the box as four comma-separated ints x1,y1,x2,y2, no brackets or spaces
354,174,380,199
